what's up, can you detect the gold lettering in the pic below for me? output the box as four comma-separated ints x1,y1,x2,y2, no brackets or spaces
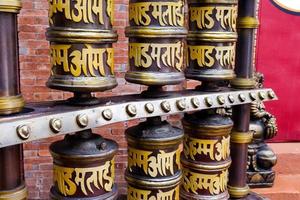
49,0,72,25
53,159,114,196
190,7,214,29
129,43,152,68
152,2,184,26
129,2,184,26
107,0,114,24
215,6,237,31
128,186,180,200
129,3,151,26
215,45,235,68
49,0,106,25
184,136,230,161
128,148,180,177
53,165,77,196
50,44,71,73
182,169,228,195
189,45,215,68
129,42,183,71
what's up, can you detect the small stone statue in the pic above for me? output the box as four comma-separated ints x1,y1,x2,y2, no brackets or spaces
247,72,278,187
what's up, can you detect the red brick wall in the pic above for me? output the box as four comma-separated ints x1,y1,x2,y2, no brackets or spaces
17,0,194,199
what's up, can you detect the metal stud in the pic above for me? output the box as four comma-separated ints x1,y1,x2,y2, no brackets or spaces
239,94,246,102
259,91,266,100
17,125,31,140
228,95,235,103
102,109,113,121
205,97,213,107
49,118,62,133
249,92,257,100
176,99,186,111
217,95,225,105
145,103,154,113
191,97,200,108
161,101,171,112
126,104,137,117
268,90,275,99
76,114,89,128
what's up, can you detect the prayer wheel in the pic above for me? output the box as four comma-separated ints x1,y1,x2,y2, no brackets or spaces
49,129,118,200
125,0,187,87
46,0,118,100
125,117,183,199
0,1,27,200
185,0,238,90
0,0,24,115
181,110,233,200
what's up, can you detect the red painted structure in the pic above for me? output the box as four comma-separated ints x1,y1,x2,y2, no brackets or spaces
257,0,300,141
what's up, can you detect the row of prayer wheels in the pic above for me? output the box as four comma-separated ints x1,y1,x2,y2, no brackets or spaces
45,0,240,199
46,0,238,95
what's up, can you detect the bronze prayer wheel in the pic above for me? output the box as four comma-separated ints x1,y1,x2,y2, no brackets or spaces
0,1,27,200
125,0,187,86
49,129,118,200
185,0,238,90
0,0,24,115
181,111,233,200
125,117,183,199
46,0,118,95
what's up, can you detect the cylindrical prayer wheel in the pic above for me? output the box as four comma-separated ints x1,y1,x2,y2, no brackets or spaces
125,0,187,86
185,0,238,90
0,0,24,115
125,117,183,199
181,111,233,200
49,129,118,200
46,0,118,96
0,2,27,200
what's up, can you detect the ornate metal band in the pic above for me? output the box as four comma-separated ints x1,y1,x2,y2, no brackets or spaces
237,17,260,29
46,29,118,43
0,184,27,200
125,171,182,189
187,32,238,42
231,131,253,144
125,72,185,86
231,78,256,89
125,27,187,38
228,185,250,198
0,95,24,115
0,0,21,13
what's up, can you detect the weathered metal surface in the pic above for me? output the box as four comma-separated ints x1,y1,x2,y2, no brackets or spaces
125,0,186,86
186,0,238,90
46,0,118,94
49,129,118,199
0,88,276,148
181,110,233,200
0,12,24,115
125,117,182,199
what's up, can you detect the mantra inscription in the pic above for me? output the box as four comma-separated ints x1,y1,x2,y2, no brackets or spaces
190,6,237,31
53,159,115,196
50,44,114,77
129,1,184,26
188,44,235,68
129,41,183,71
127,185,180,200
128,147,181,177
48,0,114,25
182,169,228,195
183,136,230,161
